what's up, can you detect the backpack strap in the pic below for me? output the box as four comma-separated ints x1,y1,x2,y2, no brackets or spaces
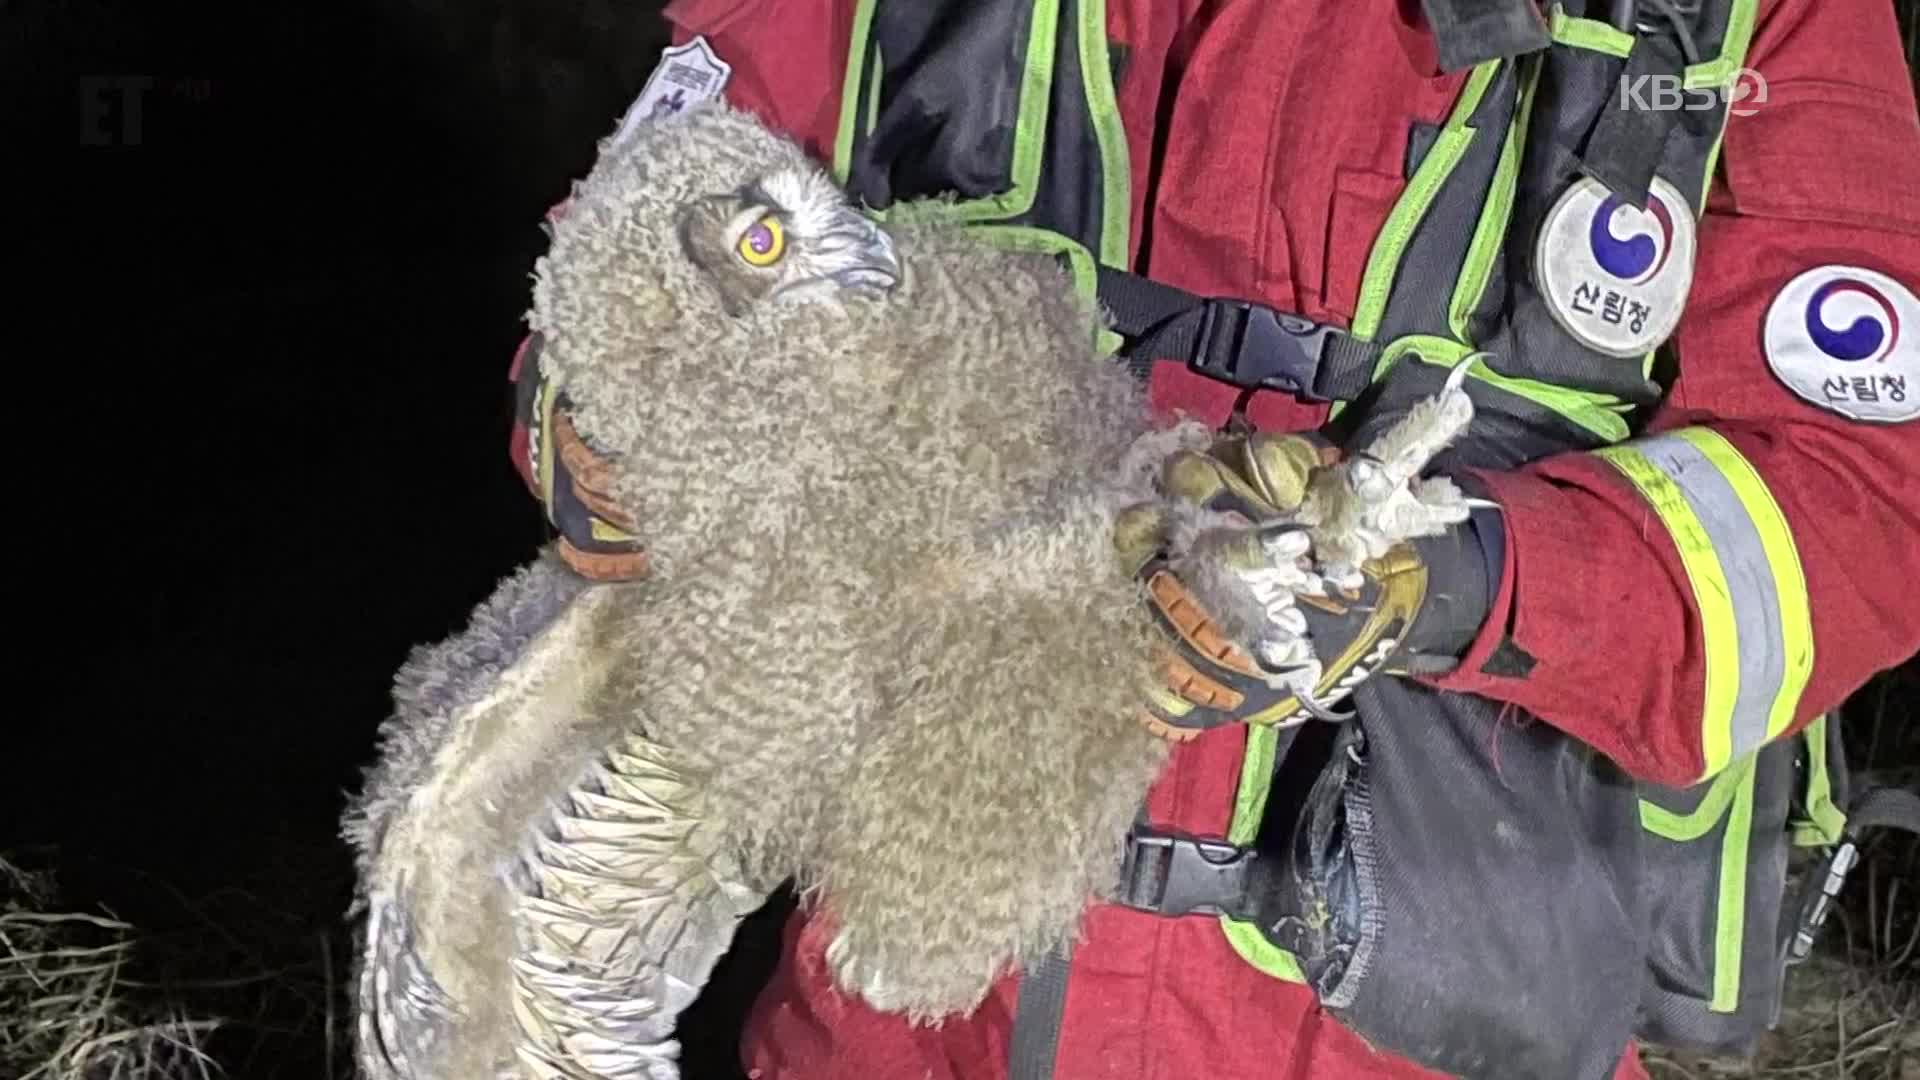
1093,266,1381,401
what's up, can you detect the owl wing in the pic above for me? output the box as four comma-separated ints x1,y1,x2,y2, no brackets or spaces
351,557,769,1080
510,733,768,1080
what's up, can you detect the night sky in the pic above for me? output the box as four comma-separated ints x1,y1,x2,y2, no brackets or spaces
9,1,780,1074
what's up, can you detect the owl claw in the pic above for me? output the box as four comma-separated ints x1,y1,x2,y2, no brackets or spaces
1294,688,1355,723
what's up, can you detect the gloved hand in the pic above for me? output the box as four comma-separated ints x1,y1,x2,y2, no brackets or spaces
1121,363,1504,740
513,334,651,581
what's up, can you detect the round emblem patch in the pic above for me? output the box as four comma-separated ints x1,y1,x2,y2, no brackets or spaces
1535,176,1697,358
1765,265,1919,423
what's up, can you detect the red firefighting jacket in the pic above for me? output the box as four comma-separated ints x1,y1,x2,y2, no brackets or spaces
508,0,1920,1076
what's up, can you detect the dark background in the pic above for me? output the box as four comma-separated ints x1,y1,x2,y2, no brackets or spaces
7,1,787,1075
3,1,1915,1078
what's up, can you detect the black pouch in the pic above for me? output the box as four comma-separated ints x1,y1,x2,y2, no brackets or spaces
1262,679,1651,1080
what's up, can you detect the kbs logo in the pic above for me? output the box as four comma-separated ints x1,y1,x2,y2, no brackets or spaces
1620,67,1768,117
1766,266,1920,424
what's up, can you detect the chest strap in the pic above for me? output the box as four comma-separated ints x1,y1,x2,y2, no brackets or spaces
1114,829,1271,920
1095,267,1382,402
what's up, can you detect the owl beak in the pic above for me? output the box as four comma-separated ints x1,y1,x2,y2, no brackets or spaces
822,207,900,294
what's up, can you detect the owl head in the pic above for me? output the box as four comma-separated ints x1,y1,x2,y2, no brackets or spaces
529,103,1138,576
674,167,900,315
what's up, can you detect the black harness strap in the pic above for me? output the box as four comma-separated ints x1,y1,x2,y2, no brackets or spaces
1094,267,1381,401
1007,942,1073,1080
1419,0,1552,72
1581,32,1689,206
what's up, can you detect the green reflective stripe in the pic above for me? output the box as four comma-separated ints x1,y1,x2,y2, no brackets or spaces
879,2,1061,226
1349,60,1501,343
1684,0,1759,89
1688,0,1758,217
833,0,1063,225
1791,714,1848,847
969,225,1118,353
1218,724,1304,983
1448,58,1538,342
1640,762,1745,840
966,0,1060,223
1228,725,1280,845
1638,756,1757,1012
831,0,880,185
1374,336,1633,442
1547,6,1636,57
1596,429,1812,779
1220,915,1308,983
1076,0,1130,270
1713,756,1757,1011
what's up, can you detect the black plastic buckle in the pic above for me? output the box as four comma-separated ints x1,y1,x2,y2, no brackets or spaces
1190,300,1338,401
1116,831,1257,919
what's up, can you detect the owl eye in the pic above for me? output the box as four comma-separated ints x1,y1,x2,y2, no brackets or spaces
736,215,786,267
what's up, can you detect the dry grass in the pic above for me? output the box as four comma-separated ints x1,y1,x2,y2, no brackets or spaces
0,859,220,1080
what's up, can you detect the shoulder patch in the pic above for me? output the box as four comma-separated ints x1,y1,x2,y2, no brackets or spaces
1764,265,1918,424
613,36,733,145
1536,176,1697,359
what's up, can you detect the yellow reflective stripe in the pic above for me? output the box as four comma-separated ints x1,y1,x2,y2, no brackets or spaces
1596,428,1813,779
1673,428,1813,744
1639,763,1745,840
1595,442,1741,776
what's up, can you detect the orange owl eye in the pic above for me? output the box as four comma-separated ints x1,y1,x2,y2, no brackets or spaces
737,215,786,267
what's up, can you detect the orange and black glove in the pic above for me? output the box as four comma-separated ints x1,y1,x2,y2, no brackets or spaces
1120,432,1502,741
512,333,651,581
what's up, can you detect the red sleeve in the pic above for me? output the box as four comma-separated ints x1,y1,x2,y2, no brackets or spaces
1431,0,1920,787
663,0,856,161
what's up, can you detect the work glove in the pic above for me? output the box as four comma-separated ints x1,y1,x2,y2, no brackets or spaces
1121,362,1504,740
513,333,651,581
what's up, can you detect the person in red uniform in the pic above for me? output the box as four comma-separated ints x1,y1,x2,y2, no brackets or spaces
509,0,1920,1076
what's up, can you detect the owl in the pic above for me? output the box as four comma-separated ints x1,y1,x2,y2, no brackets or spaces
344,103,1185,1080
344,97,1480,1080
